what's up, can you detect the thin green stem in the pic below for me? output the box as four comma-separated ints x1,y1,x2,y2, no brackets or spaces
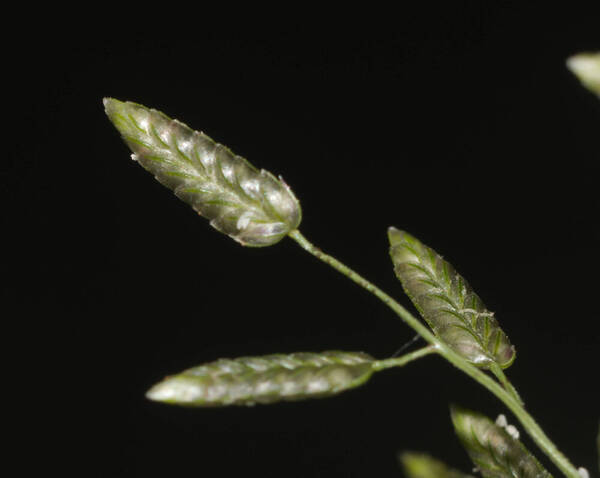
490,363,524,406
372,345,438,371
288,229,439,347
288,229,580,478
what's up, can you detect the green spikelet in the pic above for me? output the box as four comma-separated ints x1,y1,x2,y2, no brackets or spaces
104,98,301,246
388,228,515,369
147,351,375,406
451,406,553,478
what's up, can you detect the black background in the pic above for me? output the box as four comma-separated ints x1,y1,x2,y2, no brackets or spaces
7,4,599,477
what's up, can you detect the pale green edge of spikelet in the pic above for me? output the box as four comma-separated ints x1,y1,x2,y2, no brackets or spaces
399,451,475,478
567,52,600,97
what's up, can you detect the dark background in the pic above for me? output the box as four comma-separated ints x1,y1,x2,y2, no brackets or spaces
6,4,599,477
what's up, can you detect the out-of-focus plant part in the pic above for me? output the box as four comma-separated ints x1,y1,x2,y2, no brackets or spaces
388,228,515,370
451,406,553,478
567,52,600,97
104,98,301,246
399,451,474,478
146,351,375,406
